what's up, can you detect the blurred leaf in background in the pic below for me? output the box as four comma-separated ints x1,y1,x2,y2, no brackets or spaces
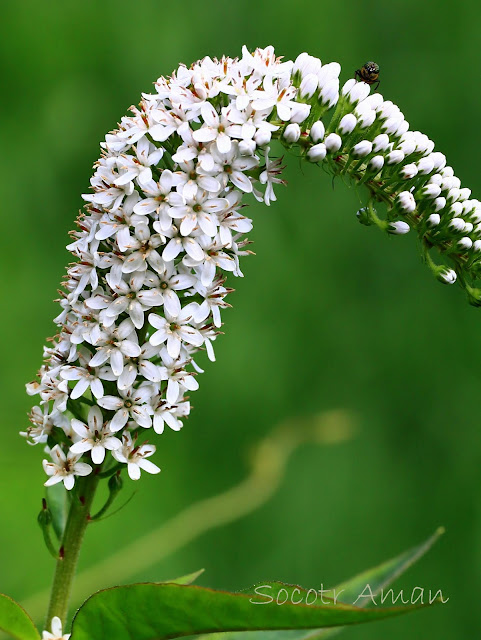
1,1,480,638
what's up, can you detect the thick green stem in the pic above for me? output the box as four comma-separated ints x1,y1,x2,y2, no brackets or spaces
45,472,99,629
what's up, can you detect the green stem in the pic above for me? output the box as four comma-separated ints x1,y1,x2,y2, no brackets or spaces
45,472,100,629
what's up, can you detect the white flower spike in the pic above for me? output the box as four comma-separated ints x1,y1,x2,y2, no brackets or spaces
26,46,481,489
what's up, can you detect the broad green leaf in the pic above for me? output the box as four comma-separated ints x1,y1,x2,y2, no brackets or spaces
0,594,40,640
46,483,68,540
70,580,429,640
196,528,444,640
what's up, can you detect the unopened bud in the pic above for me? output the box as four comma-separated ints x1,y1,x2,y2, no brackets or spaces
437,268,457,285
290,102,311,123
338,114,357,134
283,123,301,143
310,121,325,143
427,213,441,226
389,221,410,235
352,140,373,157
307,143,327,162
300,73,318,98
458,237,473,250
397,191,416,213
325,133,342,152
372,133,390,152
369,155,385,171
387,150,405,165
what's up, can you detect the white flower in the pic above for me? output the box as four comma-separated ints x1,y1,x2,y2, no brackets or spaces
169,189,226,237
149,303,204,359
103,272,164,329
192,103,237,154
42,616,70,640
43,445,92,490
70,406,121,464
113,432,160,480
89,319,141,376
98,386,154,431
257,147,285,205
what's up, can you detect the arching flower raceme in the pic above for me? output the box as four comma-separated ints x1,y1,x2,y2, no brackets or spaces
25,45,481,488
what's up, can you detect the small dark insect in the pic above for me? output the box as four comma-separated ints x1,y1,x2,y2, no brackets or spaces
354,61,380,90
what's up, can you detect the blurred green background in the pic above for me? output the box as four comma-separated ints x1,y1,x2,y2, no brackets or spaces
1,0,481,637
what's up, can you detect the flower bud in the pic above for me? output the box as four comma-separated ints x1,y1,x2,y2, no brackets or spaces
449,217,465,231
307,143,327,162
310,120,325,143
464,221,474,233
254,128,272,146
373,133,390,152
437,268,457,285
387,150,405,165
421,184,441,198
458,237,473,250
471,208,481,223
389,221,410,235
430,152,447,170
341,78,356,96
434,197,446,211
300,73,319,98
398,139,417,156
357,109,376,128
369,155,385,171
283,123,301,143
450,201,464,216
397,191,416,213
401,163,418,179
356,206,373,226
463,200,476,214
474,240,481,252
441,166,454,178
352,140,373,157
319,78,339,107
451,176,461,189
448,188,461,203
459,187,472,201
348,82,371,104
427,213,441,226
294,52,322,76
239,139,256,155
417,157,435,175
363,93,383,109
289,102,311,123
429,174,443,186
378,100,398,119
317,62,341,87
324,133,342,152
338,114,357,134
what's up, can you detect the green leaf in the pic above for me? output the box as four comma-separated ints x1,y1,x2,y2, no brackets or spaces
46,483,68,540
70,578,430,640
196,528,445,640
0,594,40,640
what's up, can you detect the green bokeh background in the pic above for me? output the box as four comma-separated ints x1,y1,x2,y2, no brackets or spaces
1,1,480,637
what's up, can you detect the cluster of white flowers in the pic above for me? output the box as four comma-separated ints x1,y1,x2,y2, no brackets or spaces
25,45,480,489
